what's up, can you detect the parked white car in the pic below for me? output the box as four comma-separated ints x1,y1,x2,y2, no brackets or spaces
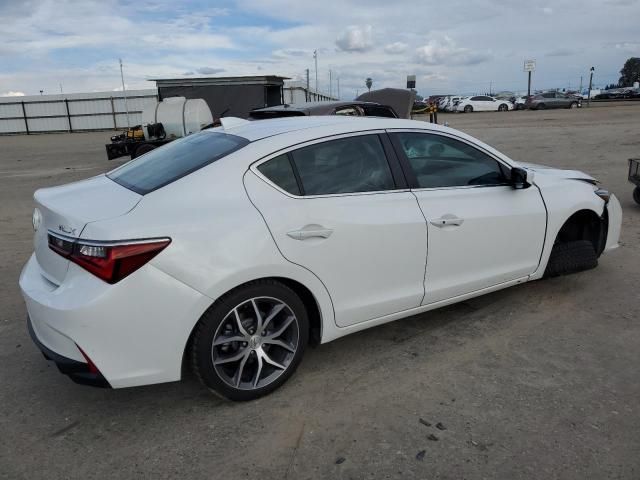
456,95,514,112
514,96,528,110
20,116,621,400
441,96,465,112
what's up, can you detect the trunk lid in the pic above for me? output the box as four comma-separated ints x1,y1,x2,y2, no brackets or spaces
33,175,142,285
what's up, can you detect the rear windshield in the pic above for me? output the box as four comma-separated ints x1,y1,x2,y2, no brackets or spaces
249,110,306,119
361,105,397,118
108,131,249,195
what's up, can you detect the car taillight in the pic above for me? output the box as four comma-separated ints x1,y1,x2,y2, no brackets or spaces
48,234,170,284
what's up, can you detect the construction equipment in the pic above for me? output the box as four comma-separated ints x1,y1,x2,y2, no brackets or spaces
106,97,214,160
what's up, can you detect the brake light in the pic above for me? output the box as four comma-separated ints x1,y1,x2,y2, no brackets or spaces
48,234,170,284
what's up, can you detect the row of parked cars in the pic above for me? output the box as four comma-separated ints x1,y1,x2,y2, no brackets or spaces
594,87,640,100
422,91,584,113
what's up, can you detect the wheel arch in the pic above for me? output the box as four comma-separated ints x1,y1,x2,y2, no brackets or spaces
554,208,607,256
181,275,326,377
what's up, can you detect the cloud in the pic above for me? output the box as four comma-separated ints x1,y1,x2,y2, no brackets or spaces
542,7,553,14
415,37,492,66
546,47,577,57
614,41,640,52
1,91,25,97
335,25,373,52
195,67,225,75
272,48,310,58
384,42,408,54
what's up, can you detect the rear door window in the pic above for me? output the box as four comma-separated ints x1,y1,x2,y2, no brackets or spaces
290,135,395,195
108,131,248,195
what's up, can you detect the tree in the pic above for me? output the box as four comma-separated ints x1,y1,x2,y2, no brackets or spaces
619,57,640,86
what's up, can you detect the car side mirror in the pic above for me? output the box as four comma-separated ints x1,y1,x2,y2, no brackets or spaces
510,167,534,189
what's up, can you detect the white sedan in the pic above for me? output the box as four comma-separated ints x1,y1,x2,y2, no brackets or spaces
20,116,622,400
456,95,514,112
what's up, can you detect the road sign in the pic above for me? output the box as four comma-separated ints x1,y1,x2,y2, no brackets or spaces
407,75,416,89
524,60,536,72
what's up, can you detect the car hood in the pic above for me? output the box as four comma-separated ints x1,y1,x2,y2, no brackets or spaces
517,162,596,183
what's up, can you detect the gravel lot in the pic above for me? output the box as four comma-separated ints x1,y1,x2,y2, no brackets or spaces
1,105,639,479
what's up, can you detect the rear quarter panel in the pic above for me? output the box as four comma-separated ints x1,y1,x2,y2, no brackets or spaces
81,145,336,347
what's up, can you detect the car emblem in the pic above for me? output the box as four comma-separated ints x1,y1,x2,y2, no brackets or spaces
58,224,76,236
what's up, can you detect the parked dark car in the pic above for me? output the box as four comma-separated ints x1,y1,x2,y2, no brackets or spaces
525,92,581,110
249,101,398,120
595,88,640,100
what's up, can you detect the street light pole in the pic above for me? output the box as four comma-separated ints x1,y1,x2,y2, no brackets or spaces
313,50,318,94
119,58,130,129
587,66,595,107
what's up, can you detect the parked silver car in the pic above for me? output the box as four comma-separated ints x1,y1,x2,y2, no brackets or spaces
525,92,581,110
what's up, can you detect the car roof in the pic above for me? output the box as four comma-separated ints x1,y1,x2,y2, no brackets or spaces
207,115,451,142
251,101,389,115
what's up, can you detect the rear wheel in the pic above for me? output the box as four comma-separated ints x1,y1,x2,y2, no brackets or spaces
544,240,598,278
191,280,309,401
464,105,473,113
633,186,640,205
537,103,546,110
569,102,578,109
498,103,508,112
132,143,156,159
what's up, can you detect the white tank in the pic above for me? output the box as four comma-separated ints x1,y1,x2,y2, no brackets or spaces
142,97,213,139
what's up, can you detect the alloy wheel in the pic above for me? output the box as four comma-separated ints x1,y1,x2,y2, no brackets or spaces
211,297,299,390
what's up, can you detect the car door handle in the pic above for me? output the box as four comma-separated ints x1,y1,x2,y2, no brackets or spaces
430,215,464,228
287,225,333,240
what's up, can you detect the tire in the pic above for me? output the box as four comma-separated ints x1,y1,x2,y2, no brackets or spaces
633,186,640,205
132,143,156,159
464,105,473,113
569,102,578,109
544,240,598,278
191,279,309,401
498,103,508,112
537,103,546,110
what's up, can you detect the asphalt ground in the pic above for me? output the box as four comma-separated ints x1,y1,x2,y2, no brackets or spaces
1,104,639,479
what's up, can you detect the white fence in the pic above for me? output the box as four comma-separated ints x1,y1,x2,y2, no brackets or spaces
0,89,158,134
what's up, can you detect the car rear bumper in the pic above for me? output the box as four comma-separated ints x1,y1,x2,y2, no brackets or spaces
19,253,211,388
27,315,110,387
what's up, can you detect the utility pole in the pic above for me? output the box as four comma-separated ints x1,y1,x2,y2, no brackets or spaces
329,70,332,98
579,76,583,94
587,66,595,106
313,50,318,94
59,83,63,94
119,58,130,129
527,71,532,97
337,77,340,100
305,69,310,102
489,80,492,96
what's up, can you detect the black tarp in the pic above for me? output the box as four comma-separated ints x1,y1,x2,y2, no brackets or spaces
356,88,416,119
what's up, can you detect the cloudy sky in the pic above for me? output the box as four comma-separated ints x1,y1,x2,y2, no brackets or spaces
0,0,638,99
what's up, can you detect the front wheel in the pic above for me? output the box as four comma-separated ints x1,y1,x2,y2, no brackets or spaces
633,186,640,205
464,105,473,113
498,103,508,112
191,280,309,401
569,102,578,109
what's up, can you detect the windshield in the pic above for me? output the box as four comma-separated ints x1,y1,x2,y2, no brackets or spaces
108,131,249,195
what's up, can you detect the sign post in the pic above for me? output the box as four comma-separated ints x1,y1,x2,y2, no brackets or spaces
524,59,536,98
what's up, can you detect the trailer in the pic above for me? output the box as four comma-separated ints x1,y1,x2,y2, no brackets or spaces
106,97,213,160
